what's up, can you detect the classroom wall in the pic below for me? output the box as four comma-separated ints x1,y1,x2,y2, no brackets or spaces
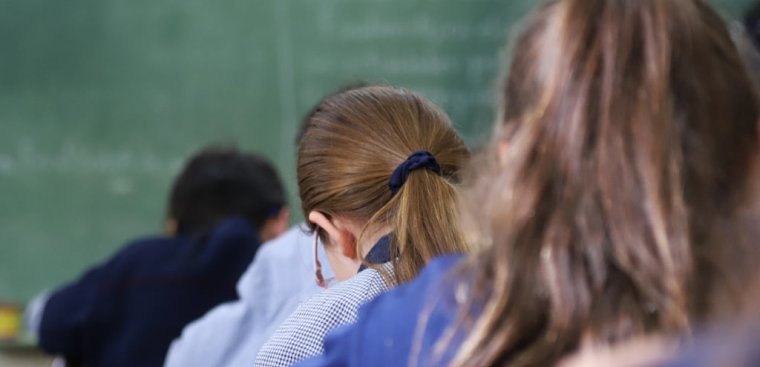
0,0,755,303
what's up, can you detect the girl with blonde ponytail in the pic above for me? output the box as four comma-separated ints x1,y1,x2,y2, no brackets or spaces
254,85,471,366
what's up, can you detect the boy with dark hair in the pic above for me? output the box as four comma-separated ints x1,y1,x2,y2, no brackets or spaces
34,146,288,367
165,146,288,238
163,86,367,367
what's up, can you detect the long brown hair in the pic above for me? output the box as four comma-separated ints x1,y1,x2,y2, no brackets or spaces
297,85,470,284
450,0,760,365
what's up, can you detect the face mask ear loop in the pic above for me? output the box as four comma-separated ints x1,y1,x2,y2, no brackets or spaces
313,228,328,289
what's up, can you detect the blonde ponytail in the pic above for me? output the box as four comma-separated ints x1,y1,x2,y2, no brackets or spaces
365,155,469,284
298,85,471,286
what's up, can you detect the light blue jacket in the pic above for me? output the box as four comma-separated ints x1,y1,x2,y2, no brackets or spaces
164,224,333,367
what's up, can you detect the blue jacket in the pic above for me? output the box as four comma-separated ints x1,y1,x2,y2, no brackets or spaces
38,217,262,367
297,255,465,367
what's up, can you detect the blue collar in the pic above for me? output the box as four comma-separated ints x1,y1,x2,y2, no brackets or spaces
358,235,392,272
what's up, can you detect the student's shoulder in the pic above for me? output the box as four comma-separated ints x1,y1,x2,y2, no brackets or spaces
112,234,176,261
256,268,392,366
84,235,177,279
267,267,392,340
357,254,464,334
119,234,175,253
378,254,463,304
113,217,257,264
165,300,249,367
415,254,463,284
295,255,466,367
334,255,464,338
334,265,400,313
297,266,391,321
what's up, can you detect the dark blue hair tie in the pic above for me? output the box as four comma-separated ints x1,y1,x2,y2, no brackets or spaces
388,151,442,196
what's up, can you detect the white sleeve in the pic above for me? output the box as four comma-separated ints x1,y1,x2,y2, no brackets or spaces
24,289,52,337
164,300,249,367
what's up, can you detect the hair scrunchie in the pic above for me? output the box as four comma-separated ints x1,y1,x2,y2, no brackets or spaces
388,151,442,196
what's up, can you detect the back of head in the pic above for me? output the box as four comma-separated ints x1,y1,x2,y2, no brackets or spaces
453,0,760,365
168,146,285,236
297,85,470,283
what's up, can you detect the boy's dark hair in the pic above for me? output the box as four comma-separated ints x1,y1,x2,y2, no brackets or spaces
167,146,285,235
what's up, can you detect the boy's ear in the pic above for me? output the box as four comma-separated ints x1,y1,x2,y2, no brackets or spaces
165,218,178,236
308,211,357,259
273,206,290,232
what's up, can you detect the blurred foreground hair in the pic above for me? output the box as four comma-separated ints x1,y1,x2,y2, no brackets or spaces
447,0,760,365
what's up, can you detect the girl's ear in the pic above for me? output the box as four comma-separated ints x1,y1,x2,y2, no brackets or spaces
308,210,361,281
307,211,357,259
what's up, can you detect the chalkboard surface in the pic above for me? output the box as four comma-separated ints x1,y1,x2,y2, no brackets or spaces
0,0,754,302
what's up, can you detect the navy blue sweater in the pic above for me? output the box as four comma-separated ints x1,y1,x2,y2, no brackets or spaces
38,217,262,367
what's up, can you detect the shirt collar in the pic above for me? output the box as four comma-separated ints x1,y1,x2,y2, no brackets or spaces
358,235,391,272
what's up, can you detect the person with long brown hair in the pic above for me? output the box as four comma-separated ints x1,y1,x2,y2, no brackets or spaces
254,85,471,366
296,0,760,366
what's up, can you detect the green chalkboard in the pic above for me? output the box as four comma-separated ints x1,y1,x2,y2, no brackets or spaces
0,0,755,302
